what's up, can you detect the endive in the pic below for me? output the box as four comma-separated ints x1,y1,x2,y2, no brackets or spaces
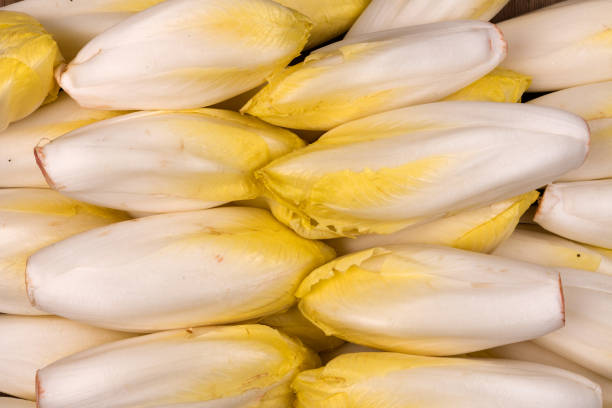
499,0,612,91
275,0,369,48
320,343,380,364
35,109,304,213
443,68,531,103
256,102,589,238
242,21,506,130
0,398,35,408
529,81,612,181
292,353,602,408
475,342,612,407
533,268,612,380
260,306,344,352
535,180,612,248
0,93,123,188
328,191,538,254
36,325,319,408
0,11,63,131
0,315,135,401
493,225,612,275
297,244,564,356
26,207,335,332
346,0,510,37
3,0,166,61
0,188,128,315
57,0,311,110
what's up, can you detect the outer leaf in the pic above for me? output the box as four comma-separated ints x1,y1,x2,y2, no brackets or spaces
3,0,166,61
499,0,612,91
35,109,304,213
0,93,123,188
0,11,63,131
275,0,369,48
346,0,510,37
57,0,312,110
0,188,128,315
256,102,589,238
26,207,335,332
292,352,602,408
529,81,612,181
475,342,612,407
297,244,564,356
535,180,612,249
493,225,612,275
242,21,506,130
37,325,319,408
328,191,538,254
0,315,135,400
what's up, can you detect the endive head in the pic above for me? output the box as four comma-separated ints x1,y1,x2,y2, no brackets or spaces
535,180,612,248
0,188,128,316
37,325,319,408
0,315,135,400
25,207,335,332
242,20,507,130
472,342,612,408
256,102,589,238
4,0,167,60
528,80,612,121
57,0,312,110
292,352,602,408
275,0,369,48
34,108,304,213
534,267,612,380
499,0,612,91
0,92,124,188
328,191,538,254
260,306,344,352
346,0,510,37
493,225,612,275
0,11,63,131
296,244,565,356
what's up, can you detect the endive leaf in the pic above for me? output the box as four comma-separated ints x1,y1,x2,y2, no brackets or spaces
499,0,612,91
37,325,319,408
535,180,612,249
57,0,312,110
256,102,588,238
493,225,612,275
0,11,63,131
534,268,612,380
35,108,304,213
529,81,612,181
474,342,612,407
328,191,538,254
346,0,510,37
443,68,531,103
275,0,369,48
0,398,35,408
0,315,135,401
3,0,166,60
0,188,128,315
292,353,602,408
242,21,506,130
297,244,564,356
26,207,335,332
0,93,124,188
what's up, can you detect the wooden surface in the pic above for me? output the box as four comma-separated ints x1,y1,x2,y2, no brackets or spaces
1,0,567,20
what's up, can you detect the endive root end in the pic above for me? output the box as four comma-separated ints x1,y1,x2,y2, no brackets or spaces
34,146,57,190
36,370,43,407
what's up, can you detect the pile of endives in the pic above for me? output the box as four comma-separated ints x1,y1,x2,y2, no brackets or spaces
0,0,610,406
